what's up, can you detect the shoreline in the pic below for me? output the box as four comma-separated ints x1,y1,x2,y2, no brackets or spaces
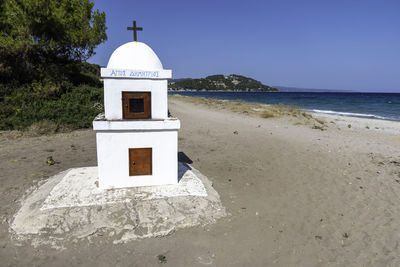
169,94,400,135
307,109,399,123
169,91,400,124
311,112,400,134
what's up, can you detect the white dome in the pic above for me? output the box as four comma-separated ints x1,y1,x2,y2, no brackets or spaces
107,42,163,70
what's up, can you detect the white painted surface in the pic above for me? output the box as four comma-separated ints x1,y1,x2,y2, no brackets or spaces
107,42,163,70
93,118,180,131
94,40,179,189
96,130,179,189
40,164,207,210
103,79,168,120
101,68,171,79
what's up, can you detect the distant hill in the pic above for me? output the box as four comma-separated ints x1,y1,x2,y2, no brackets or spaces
275,86,356,93
168,74,278,92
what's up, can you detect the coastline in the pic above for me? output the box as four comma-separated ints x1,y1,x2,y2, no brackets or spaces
312,112,400,134
169,94,400,135
169,91,400,124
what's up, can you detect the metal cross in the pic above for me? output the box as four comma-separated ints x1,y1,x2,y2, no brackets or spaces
127,20,143,42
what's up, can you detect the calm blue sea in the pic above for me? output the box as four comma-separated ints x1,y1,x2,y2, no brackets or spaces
169,91,400,122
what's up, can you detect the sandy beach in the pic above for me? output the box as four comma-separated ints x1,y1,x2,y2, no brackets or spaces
1,95,400,266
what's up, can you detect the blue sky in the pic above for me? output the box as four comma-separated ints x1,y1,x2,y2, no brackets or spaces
89,0,400,92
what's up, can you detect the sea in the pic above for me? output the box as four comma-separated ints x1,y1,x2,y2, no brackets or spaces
169,91,400,122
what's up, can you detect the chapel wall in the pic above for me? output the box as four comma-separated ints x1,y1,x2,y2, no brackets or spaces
103,79,168,120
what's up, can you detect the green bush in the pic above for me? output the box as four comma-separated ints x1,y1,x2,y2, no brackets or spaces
0,84,103,131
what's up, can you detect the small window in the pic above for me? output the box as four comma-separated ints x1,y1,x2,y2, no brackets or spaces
122,92,151,119
129,98,144,113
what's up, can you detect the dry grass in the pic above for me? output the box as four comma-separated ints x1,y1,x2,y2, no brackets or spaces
0,121,74,140
312,125,326,131
169,94,327,130
27,121,60,136
0,130,24,140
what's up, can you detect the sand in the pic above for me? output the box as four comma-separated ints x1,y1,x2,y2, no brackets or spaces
1,96,400,266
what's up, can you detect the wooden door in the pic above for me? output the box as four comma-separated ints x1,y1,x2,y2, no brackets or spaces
129,148,152,176
122,92,151,119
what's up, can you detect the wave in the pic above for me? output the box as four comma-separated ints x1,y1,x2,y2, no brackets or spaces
310,109,389,120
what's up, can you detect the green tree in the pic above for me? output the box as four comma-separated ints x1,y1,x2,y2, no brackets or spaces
0,0,107,130
0,0,106,88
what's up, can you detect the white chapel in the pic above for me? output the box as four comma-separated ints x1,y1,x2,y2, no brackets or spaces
93,22,180,189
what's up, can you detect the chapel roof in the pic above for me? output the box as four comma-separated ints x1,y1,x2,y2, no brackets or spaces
107,42,163,70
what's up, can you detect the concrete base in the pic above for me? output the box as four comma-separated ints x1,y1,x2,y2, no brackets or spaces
10,163,227,249
41,163,207,210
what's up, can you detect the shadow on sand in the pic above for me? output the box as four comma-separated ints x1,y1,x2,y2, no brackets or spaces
178,152,193,182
